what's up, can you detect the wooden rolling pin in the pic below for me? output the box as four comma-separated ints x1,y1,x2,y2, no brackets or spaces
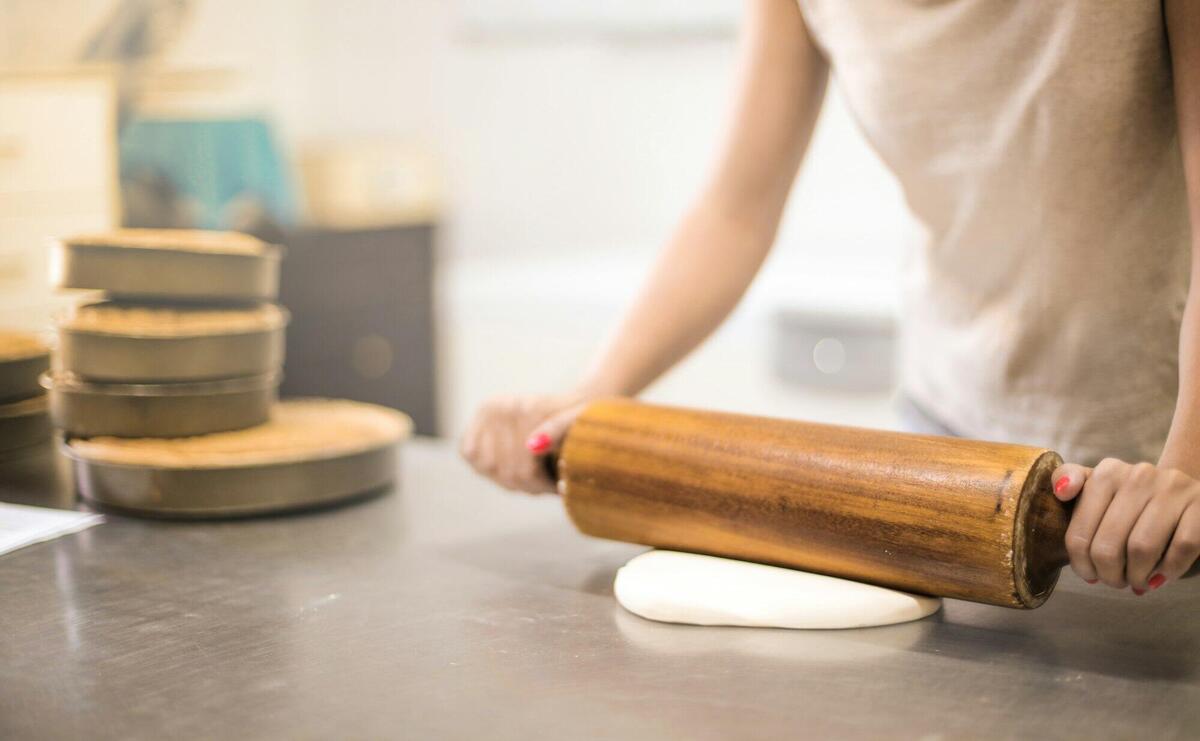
554,399,1070,609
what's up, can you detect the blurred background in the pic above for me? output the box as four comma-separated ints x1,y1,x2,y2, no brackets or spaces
0,0,913,439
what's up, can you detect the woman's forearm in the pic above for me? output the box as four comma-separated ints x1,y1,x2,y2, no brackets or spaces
1163,269,1200,476
576,203,782,398
576,0,829,399
1159,0,1200,473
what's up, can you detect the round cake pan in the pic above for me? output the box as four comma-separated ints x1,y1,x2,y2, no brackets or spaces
0,351,50,402
55,306,288,383
64,442,399,518
43,372,278,438
52,243,282,302
0,395,52,454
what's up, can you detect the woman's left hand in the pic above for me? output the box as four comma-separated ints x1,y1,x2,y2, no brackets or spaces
1052,459,1200,593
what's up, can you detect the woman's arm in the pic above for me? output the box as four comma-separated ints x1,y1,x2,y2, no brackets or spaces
575,0,828,400
1050,1,1200,593
460,0,829,493
1159,0,1200,475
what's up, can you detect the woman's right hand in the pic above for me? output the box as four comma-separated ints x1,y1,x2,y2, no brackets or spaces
459,392,593,494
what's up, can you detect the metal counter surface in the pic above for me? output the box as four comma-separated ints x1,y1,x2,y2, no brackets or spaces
0,440,1197,740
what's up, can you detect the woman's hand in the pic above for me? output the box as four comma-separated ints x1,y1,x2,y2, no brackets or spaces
459,393,593,494
1052,459,1200,593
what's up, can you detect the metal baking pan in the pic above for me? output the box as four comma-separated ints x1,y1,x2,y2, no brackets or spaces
52,242,282,302
63,441,399,518
0,350,50,402
0,395,52,454
42,372,278,438
55,304,288,383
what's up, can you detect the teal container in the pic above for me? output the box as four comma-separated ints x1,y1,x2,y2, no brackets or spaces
119,116,297,229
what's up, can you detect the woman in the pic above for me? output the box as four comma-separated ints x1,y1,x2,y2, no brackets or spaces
462,1,1200,595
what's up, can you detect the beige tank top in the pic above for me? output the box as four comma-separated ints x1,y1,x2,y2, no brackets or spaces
797,0,1191,464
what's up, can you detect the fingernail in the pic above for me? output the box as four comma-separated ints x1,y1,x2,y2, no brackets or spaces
1053,476,1070,495
525,433,551,454
1132,587,1145,596
1085,578,1098,584
1149,573,1166,590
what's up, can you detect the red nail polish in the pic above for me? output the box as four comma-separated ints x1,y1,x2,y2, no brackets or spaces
1132,587,1145,596
525,433,551,454
1149,573,1166,590
1085,578,1098,584
1053,476,1070,495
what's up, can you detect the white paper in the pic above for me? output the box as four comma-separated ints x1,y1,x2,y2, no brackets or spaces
0,502,103,557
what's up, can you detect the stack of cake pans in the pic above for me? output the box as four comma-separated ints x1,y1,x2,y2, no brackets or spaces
47,228,412,519
0,331,52,459
46,229,286,438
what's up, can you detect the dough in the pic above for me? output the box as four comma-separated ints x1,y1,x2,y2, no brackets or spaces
613,607,934,663
614,550,941,630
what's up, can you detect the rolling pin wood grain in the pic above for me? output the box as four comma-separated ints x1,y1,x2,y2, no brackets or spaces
556,399,1070,608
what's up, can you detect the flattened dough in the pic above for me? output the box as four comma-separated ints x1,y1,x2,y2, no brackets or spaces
614,550,942,630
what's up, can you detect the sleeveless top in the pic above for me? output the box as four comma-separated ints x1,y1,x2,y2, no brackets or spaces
797,0,1191,464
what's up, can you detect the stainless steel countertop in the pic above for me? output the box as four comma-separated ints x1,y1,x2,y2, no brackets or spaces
1,439,1198,740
